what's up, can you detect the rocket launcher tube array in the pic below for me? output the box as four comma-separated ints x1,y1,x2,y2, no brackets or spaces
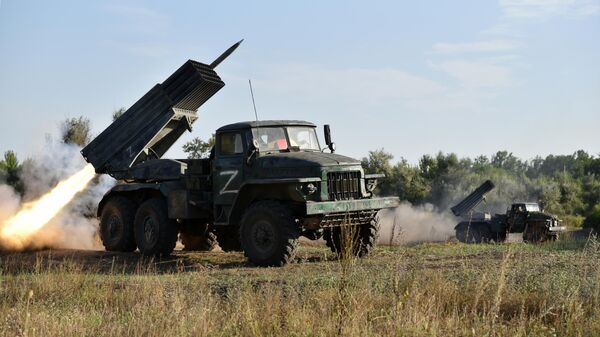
81,40,242,179
450,180,495,217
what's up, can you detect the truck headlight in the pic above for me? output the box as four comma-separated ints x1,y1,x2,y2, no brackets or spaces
365,179,377,193
305,183,317,195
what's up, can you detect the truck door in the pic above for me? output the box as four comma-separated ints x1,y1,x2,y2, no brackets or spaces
213,131,245,224
508,204,527,232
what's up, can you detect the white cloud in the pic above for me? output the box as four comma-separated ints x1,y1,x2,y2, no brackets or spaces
255,65,446,102
499,0,600,19
104,4,164,21
127,45,170,58
432,40,518,54
436,60,514,88
235,62,515,121
103,3,168,34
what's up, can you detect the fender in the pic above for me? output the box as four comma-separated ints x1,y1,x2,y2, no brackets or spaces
222,177,321,226
96,183,169,217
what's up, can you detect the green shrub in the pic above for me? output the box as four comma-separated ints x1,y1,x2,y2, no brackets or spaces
583,203,600,231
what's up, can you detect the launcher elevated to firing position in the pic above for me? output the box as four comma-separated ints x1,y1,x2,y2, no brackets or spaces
81,40,243,180
451,180,565,243
451,180,495,217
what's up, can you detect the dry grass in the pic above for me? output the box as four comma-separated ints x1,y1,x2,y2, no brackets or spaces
1,238,599,336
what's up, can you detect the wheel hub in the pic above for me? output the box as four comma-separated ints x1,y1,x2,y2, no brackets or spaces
253,221,275,252
143,216,157,244
107,215,121,238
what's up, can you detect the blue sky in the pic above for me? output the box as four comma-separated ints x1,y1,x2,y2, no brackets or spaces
0,0,598,163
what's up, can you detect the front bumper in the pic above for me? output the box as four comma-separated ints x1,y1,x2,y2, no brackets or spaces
305,196,399,215
548,226,567,233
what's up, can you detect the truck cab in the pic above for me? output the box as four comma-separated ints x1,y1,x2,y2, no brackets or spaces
211,121,393,225
506,202,564,242
506,202,536,232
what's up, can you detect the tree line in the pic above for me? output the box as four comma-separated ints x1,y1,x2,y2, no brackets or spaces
362,149,600,230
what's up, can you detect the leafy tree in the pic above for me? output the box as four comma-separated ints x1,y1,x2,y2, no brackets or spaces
112,107,126,121
583,203,600,231
473,155,490,173
572,150,592,177
0,150,24,194
361,149,429,202
361,149,396,197
183,134,215,159
491,151,525,174
554,171,584,215
418,154,437,181
589,157,600,176
582,175,600,213
419,152,458,181
362,149,393,177
61,116,91,146
389,161,429,203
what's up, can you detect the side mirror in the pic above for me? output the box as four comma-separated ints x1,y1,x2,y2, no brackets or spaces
323,124,335,153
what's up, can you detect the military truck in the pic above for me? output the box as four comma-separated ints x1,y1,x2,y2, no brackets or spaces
81,41,399,266
451,180,566,243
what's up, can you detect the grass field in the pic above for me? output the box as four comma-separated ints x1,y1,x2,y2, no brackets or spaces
1,238,599,337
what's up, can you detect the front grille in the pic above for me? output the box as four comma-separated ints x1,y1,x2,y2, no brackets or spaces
327,171,361,200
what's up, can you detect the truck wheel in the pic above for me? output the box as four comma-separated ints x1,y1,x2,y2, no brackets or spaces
180,225,217,251
324,220,379,258
215,226,243,252
239,201,300,266
523,226,548,243
494,231,507,243
99,196,137,252
358,219,380,256
134,198,178,257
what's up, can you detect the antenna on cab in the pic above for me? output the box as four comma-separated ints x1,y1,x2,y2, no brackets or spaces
248,79,259,122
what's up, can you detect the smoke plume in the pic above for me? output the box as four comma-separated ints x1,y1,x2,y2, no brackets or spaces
0,142,113,251
377,202,455,245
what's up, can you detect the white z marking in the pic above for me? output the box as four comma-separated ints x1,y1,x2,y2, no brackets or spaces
219,170,239,195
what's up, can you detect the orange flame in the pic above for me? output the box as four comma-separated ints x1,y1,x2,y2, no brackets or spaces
0,164,96,250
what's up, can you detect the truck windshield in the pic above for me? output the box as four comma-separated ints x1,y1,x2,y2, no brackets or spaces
287,127,320,151
252,126,320,152
525,204,540,212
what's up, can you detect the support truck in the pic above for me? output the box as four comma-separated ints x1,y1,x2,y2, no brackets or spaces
451,180,566,243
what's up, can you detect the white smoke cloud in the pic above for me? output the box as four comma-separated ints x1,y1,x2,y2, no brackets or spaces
377,202,456,245
0,142,114,251
0,185,20,219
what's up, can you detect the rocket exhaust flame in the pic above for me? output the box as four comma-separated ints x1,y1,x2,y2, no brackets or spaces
0,164,96,250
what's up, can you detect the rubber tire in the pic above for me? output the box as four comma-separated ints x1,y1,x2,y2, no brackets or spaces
523,225,549,243
99,196,137,252
324,219,379,258
215,226,243,252
134,198,178,257
495,231,507,243
456,222,491,244
239,201,300,267
180,227,217,251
